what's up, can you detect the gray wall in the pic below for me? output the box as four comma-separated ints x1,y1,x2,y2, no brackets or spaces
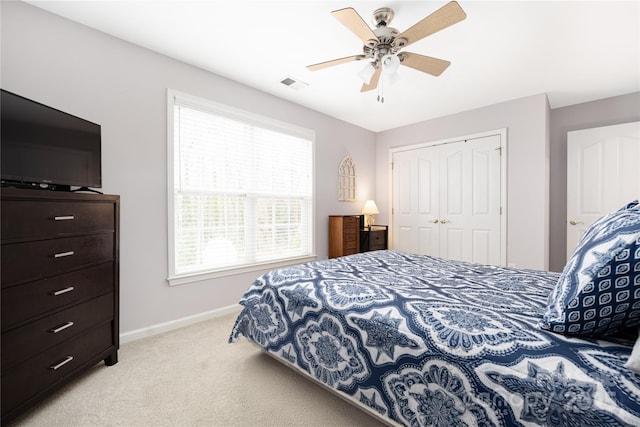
0,1,376,334
374,92,639,273
548,92,640,271
375,94,551,271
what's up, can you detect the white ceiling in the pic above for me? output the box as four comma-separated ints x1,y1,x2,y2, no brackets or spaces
26,1,640,132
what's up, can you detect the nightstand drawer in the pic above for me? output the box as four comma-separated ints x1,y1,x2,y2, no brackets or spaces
370,230,386,250
1,322,113,418
1,262,114,330
1,234,114,286
1,200,114,242
2,293,114,370
360,226,388,252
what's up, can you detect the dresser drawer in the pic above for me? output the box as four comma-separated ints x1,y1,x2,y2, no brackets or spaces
1,322,113,418
2,263,114,330
1,233,114,286
2,293,114,370
344,230,358,242
343,216,359,231
1,200,114,242
343,217,359,249
344,235,358,251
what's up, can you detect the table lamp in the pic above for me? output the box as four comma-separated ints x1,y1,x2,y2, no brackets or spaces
362,200,379,228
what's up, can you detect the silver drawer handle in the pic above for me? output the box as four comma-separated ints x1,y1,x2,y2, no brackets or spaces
54,251,75,258
54,215,75,221
51,286,75,296
50,355,74,371
50,321,75,334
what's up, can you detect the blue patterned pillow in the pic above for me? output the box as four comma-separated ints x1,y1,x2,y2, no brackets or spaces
577,200,640,247
540,201,640,336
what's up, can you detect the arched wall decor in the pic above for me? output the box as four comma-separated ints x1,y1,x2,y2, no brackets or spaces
338,155,356,201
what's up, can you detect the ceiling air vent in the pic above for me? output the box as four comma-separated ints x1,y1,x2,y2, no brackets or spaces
280,76,308,90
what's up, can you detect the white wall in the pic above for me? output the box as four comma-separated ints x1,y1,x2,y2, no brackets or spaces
375,94,550,271
0,1,376,333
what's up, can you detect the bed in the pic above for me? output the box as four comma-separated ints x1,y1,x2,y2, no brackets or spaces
230,201,640,426
229,248,640,426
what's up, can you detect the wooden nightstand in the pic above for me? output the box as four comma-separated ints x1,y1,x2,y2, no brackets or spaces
360,225,388,252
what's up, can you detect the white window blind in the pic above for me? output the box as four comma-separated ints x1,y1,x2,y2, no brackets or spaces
168,91,314,284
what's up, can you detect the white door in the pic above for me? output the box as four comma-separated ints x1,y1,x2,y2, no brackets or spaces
567,121,640,257
392,147,439,255
392,133,503,265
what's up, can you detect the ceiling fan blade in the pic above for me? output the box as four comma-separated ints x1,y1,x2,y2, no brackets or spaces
396,1,466,47
360,67,382,92
331,7,377,44
400,52,451,76
307,55,365,71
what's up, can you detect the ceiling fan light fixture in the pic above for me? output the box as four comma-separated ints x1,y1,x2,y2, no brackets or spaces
381,53,400,75
385,70,401,86
357,62,376,84
308,2,467,95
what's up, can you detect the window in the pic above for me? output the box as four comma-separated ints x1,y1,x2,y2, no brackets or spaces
167,90,315,285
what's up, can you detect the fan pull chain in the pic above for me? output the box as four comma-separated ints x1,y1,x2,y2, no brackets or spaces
377,71,385,103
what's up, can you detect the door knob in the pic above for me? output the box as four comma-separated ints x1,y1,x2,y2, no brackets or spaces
569,220,584,225
440,219,448,224
431,219,439,224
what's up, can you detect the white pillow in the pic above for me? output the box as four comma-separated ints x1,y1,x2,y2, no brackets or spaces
625,328,640,374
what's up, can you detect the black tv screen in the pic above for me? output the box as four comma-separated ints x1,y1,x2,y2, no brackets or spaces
1,89,101,190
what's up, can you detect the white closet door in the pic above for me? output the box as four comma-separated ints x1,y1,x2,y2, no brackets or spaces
392,147,439,256
567,121,640,257
392,133,502,265
439,135,502,264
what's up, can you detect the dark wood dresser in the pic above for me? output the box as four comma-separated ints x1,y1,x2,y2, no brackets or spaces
328,215,360,258
1,188,120,423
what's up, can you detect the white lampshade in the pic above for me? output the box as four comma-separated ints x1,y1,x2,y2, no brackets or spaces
385,70,401,86
362,200,379,228
362,200,380,215
381,54,400,75
357,62,376,84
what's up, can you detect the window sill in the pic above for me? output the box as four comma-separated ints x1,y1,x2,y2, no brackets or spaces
167,254,318,286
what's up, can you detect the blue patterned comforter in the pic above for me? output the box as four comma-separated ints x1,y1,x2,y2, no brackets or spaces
229,250,640,426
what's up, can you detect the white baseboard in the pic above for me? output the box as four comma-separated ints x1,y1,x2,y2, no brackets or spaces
119,304,242,344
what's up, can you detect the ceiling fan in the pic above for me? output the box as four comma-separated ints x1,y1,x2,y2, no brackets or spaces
307,1,467,95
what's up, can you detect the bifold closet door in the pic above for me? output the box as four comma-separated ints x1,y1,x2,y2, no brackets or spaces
392,134,502,265
392,147,439,256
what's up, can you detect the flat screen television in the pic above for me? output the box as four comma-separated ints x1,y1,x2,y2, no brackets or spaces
1,89,101,191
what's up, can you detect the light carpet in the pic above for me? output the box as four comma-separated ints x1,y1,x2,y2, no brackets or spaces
8,312,386,427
